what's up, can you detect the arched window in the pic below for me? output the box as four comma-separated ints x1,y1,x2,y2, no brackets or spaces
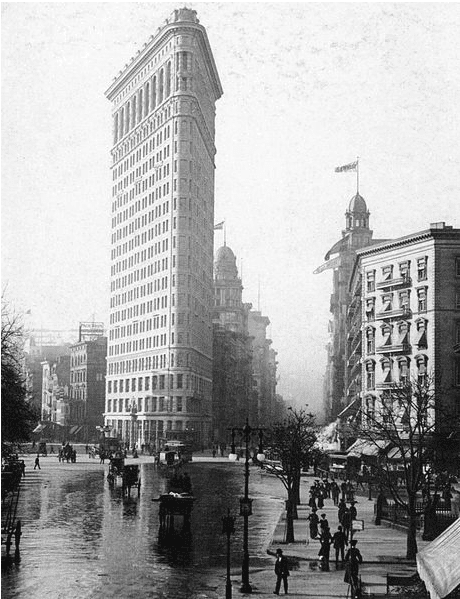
398,321,410,347
113,113,119,144
397,356,410,383
366,327,375,354
415,318,428,349
120,107,124,138
365,394,376,421
158,69,164,104
165,61,171,97
125,102,130,132
381,323,392,347
132,96,137,127
365,360,375,390
138,89,143,123
152,76,157,109
415,354,428,386
145,82,150,114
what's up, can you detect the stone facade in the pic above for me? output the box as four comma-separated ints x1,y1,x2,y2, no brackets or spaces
41,356,70,427
104,9,222,449
69,336,107,441
345,223,460,462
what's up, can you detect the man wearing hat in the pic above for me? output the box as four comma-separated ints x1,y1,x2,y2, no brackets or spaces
344,539,363,596
274,548,290,594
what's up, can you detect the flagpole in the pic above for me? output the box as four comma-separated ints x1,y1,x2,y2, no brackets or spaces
224,219,226,246
356,156,360,194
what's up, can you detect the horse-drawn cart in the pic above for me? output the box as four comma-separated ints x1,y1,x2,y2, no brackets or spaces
107,455,141,497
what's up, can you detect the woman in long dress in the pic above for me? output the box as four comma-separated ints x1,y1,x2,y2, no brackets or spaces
307,508,319,539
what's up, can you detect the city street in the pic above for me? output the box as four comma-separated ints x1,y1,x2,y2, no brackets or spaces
3,453,429,599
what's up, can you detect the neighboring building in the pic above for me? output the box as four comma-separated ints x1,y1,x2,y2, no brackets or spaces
345,222,460,464
212,245,255,442
41,356,71,427
104,8,223,449
248,310,279,427
24,338,71,414
316,192,384,421
69,335,107,442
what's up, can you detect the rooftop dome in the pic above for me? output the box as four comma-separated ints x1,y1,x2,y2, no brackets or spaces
348,192,368,213
216,245,236,264
215,245,239,280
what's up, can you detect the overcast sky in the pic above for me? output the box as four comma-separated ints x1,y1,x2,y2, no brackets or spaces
2,2,460,414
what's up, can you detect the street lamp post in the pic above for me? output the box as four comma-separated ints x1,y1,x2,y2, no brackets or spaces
229,419,265,594
222,510,236,599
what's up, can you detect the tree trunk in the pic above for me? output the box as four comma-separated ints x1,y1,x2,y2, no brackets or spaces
285,496,295,543
406,494,418,560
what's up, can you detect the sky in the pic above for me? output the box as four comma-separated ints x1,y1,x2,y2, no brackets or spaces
2,2,460,415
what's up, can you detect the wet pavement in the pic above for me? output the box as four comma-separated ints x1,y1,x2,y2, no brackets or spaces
2,454,286,599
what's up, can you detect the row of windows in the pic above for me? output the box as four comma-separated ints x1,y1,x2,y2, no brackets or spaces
366,257,427,292
107,373,188,394
106,418,188,434
113,53,193,144
364,319,428,353
107,395,185,413
364,354,428,389
365,287,428,318
107,350,193,375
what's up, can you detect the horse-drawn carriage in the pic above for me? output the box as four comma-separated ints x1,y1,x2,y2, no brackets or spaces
107,455,141,497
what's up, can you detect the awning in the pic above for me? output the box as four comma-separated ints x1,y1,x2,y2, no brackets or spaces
337,397,361,419
417,518,460,599
347,438,389,458
69,425,83,435
33,424,45,434
386,446,410,461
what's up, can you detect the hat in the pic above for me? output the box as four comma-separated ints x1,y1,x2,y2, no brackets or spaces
276,548,283,555
351,540,358,546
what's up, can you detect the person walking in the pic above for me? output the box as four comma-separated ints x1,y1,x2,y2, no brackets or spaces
34,455,41,470
319,513,329,536
307,508,319,539
342,507,352,542
338,498,347,524
319,527,332,572
274,548,290,595
344,540,363,598
331,481,340,505
332,525,348,567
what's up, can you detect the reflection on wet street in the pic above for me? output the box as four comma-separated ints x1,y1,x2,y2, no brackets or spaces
2,462,285,598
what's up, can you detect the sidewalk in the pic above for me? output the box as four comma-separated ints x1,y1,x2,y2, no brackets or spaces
231,475,428,597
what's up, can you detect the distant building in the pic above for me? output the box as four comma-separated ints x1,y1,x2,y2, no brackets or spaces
316,192,384,421
69,336,107,442
212,245,255,441
104,8,223,449
345,222,460,466
248,310,279,427
41,356,70,427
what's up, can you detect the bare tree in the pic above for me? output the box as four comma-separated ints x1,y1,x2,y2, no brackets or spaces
1,298,38,444
263,407,317,543
356,373,456,559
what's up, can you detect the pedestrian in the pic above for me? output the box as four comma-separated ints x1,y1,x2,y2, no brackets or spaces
341,480,347,501
344,540,363,598
319,513,329,536
317,490,324,509
332,525,348,567
342,508,352,542
307,508,319,539
331,481,340,505
212,448,216,458
349,501,357,522
274,548,289,595
50,445,55,454
319,527,332,571
34,455,41,470
308,490,317,510
338,498,347,524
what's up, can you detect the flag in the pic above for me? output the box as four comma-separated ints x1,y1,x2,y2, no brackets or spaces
25,309,32,315
214,221,224,230
335,160,358,173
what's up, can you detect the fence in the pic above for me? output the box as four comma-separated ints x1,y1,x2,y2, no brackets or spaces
380,499,457,536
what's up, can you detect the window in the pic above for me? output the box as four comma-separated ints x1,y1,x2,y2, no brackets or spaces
456,292,460,310
382,265,393,281
381,324,392,347
177,373,183,389
399,290,410,310
415,354,428,386
365,394,375,421
382,293,393,313
456,257,460,277
152,376,158,390
125,398,129,411
417,257,428,281
397,357,409,383
159,396,164,411
417,287,427,312
114,381,118,393
108,381,112,394
107,399,112,412
120,380,124,393
366,298,375,321
138,377,142,392
159,375,165,389
366,270,375,292
381,357,392,383
399,261,410,280
176,397,183,412
415,319,428,349
365,361,375,390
